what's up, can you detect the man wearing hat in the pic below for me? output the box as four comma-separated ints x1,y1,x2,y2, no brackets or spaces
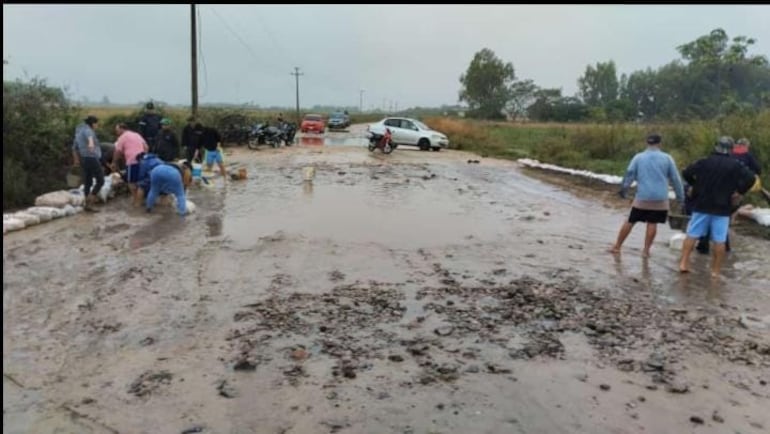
155,117,180,162
610,133,685,257
678,136,757,277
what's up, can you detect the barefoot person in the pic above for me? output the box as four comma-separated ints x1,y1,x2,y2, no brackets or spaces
678,136,756,278
610,134,685,257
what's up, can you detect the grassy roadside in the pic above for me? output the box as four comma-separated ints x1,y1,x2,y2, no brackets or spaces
424,113,770,205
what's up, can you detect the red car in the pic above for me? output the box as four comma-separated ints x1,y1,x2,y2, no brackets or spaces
300,114,325,134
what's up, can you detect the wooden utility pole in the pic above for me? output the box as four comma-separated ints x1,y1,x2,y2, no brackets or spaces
291,67,304,122
191,4,199,118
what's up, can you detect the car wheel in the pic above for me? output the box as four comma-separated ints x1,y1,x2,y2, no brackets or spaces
418,138,430,151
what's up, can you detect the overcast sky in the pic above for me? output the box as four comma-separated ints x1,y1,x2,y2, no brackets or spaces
4,5,769,109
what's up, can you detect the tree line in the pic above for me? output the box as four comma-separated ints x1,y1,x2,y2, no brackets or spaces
459,28,770,122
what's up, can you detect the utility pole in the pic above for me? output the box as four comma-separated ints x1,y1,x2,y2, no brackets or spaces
191,4,198,118
359,89,365,112
291,67,304,122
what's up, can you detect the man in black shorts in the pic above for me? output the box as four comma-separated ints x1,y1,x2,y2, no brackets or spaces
610,134,685,257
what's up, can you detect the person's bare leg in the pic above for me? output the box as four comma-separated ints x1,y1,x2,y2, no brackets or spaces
710,242,726,278
129,184,138,206
610,222,634,253
218,161,227,179
679,237,698,273
643,223,657,257
136,188,145,208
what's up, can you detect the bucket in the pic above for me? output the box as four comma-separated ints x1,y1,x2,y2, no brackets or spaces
192,163,202,180
66,167,81,188
238,167,247,180
303,166,315,182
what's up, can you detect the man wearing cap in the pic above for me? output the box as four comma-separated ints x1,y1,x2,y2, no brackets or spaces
610,133,685,257
138,102,162,150
679,136,757,277
155,118,180,162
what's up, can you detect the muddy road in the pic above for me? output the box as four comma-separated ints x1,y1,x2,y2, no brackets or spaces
4,126,769,434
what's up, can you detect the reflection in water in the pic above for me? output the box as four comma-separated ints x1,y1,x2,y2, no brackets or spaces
206,214,223,237
299,136,324,146
129,215,186,250
302,182,314,197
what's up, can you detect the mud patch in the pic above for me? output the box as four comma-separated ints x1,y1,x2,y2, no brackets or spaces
128,371,173,397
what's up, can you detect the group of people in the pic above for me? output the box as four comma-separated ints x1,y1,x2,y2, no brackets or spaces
610,133,762,278
73,102,229,216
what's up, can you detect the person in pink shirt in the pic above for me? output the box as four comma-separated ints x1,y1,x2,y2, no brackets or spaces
112,122,148,205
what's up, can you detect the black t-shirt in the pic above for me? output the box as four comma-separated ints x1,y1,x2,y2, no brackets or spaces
200,127,222,151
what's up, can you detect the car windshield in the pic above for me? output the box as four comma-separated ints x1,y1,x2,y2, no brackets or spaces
330,113,344,119
304,115,322,121
414,120,430,130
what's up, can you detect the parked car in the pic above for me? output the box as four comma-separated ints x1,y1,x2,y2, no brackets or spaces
327,112,350,130
367,117,449,151
300,114,325,134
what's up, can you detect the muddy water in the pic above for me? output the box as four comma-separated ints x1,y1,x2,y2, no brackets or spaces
3,131,769,434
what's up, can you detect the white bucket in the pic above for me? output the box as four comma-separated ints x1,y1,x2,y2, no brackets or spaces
303,166,315,182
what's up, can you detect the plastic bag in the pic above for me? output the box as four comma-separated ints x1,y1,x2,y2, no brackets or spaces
669,233,687,250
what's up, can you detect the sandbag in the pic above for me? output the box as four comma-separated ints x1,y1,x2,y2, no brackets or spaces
169,197,196,215
26,206,62,221
62,204,76,216
753,208,770,226
3,216,26,233
35,190,75,208
12,212,40,227
81,177,113,203
68,190,85,207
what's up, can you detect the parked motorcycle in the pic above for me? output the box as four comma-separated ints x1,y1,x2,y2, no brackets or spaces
368,128,394,154
247,122,297,149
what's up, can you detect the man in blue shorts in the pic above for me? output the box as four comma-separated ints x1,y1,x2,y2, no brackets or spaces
196,123,227,180
678,136,756,277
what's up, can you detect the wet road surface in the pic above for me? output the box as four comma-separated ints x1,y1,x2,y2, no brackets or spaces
3,126,769,434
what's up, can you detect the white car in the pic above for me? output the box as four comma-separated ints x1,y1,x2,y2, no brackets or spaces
367,117,449,151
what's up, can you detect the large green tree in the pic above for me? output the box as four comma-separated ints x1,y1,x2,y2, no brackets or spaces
459,48,516,119
578,60,619,109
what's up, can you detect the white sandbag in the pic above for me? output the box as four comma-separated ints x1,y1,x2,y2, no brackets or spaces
12,212,40,227
73,206,84,214
26,206,62,221
98,177,113,203
752,208,770,226
3,217,26,233
669,232,687,250
170,197,196,214
35,190,75,208
68,190,85,207
62,204,76,216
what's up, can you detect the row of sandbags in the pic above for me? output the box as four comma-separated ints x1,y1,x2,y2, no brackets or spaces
4,174,121,235
3,204,84,234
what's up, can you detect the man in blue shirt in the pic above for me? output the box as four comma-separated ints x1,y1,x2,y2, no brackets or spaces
610,134,685,257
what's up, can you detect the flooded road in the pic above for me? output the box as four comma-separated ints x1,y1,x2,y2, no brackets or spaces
4,127,769,434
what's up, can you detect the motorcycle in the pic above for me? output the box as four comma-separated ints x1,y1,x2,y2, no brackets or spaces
247,122,297,149
367,128,394,154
